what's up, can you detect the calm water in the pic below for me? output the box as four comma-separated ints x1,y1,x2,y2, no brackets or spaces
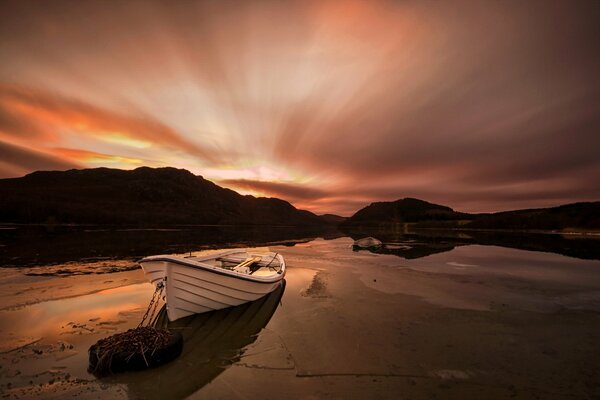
0,225,342,267
1,224,598,267
0,226,599,399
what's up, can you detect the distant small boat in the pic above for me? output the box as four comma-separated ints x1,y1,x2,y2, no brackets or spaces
139,249,285,322
352,237,383,251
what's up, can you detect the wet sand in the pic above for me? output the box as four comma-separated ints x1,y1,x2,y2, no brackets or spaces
1,238,599,399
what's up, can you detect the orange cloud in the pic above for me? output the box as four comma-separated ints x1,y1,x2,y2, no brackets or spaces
0,140,80,179
0,84,217,163
52,148,149,167
219,178,328,201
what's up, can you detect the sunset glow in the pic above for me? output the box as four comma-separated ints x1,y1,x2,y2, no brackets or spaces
1,0,598,215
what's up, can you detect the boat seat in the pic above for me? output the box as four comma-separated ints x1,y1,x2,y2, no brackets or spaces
232,256,262,275
233,265,251,274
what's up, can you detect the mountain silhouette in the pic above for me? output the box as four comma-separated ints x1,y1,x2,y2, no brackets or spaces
0,167,326,226
341,197,599,231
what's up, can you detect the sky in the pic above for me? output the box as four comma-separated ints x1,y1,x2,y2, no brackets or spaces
0,0,599,216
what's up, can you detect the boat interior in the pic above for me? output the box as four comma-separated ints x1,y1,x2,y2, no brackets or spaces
184,251,284,276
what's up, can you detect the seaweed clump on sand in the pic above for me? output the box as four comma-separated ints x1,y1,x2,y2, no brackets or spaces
89,326,183,376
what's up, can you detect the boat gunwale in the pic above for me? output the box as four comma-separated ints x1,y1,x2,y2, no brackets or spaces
139,253,285,284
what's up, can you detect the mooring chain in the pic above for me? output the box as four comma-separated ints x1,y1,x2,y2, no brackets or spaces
146,284,163,327
138,279,165,328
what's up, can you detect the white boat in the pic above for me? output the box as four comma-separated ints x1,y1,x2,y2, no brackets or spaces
352,236,383,250
121,282,286,399
139,249,285,322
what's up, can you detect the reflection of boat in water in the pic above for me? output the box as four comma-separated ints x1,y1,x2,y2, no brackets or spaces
352,237,383,251
378,242,456,259
349,233,458,259
139,249,285,321
114,280,286,400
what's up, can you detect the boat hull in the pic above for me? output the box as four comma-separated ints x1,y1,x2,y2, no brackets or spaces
139,252,284,321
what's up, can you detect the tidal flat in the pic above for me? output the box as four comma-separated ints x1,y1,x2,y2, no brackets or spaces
0,231,599,399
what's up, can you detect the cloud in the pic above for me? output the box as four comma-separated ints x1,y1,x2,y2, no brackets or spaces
0,140,80,178
219,179,328,201
0,84,218,163
51,148,154,167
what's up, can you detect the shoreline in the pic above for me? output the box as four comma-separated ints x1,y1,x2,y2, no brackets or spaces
2,222,599,237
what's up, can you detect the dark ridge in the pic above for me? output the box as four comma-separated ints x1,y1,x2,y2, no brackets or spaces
0,167,326,226
341,197,599,231
341,197,470,228
465,202,600,231
319,214,347,225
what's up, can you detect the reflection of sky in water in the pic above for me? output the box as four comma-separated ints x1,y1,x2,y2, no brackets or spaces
388,245,600,288
0,283,153,343
304,238,600,289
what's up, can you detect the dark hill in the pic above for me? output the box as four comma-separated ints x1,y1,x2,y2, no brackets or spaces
465,202,600,231
341,197,599,231
0,167,325,226
341,198,469,228
319,214,347,225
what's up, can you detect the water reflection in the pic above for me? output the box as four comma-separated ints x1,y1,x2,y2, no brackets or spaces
0,225,342,267
115,280,286,400
0,282,152,387
377,241,456,259
344,228,600,260
1,225,598,269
